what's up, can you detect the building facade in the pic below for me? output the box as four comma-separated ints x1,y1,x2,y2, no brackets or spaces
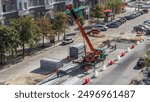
0,0,66,25
0,0,102,25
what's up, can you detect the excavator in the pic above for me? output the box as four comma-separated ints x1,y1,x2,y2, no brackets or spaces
66,4,106,67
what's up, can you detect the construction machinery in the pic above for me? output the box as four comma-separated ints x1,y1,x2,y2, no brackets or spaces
66,4,106,66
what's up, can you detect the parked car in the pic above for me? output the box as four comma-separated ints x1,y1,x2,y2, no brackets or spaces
106,22,120,28
143,23,150,27
138,24,150,30
124,14,136,20
146,29,150,35
132,11,143,17
119,17,127,23
142,9,148,13
115,19,124,25
62,37,74,45
94,24,108,31
137,57,145,68
133,26,146,32
144,20,150,24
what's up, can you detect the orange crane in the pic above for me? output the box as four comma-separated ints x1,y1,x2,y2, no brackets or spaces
66,4,106,64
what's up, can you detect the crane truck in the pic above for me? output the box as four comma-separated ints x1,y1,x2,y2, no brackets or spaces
66,4,106,67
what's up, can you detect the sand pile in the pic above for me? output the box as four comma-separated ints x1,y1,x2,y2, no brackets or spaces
5,74,48,85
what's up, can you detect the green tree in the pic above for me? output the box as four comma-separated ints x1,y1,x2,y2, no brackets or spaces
106,0,124,20
36,17,54,46
0,25,18,64
145,51,150,68
10,16,41,58
90,4,105,21
52,12,68,41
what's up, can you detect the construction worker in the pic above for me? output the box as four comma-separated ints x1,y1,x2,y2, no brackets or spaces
107,40,110,48
56,69,60,77
114,43,117,50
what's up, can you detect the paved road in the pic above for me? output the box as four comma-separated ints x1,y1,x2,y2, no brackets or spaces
92,42,147,85
0,8,149,83
106,10,150,37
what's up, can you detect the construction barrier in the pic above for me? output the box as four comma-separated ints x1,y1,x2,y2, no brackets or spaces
102,65,106,70
109,60,115,65
121,52,125,57
117,55,121,60
94,71,99,78
85,78,91,84
127,47,131,52
131,45,135,49
137,41,140,45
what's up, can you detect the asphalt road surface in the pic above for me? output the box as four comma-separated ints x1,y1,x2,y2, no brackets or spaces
93,42,147,85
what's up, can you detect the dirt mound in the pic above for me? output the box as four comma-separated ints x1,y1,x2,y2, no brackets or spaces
5,74,48,85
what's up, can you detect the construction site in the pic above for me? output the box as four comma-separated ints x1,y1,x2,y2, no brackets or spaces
0,2,150,85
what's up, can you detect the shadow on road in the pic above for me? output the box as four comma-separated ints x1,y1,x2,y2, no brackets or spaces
31,68,55,75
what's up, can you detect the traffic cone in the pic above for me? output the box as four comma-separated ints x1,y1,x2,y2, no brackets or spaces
103,64,106,70
94,71,99,78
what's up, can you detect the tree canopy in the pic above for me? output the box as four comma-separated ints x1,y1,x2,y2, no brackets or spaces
10,16,41,57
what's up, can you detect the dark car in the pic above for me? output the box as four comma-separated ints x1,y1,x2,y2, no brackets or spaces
144,20,150,24
142,9,148,13
138,24,150,30
94,24,108,31
143,23,150,27
137,58,145,68
119,17,127,23
124,14,136,20
106,22,120,28
133,26,146,32
146,29,150,35
115,20,124,25
132,11,143,17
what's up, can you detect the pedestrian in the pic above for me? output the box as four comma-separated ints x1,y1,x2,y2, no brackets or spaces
107,40,110,48
114,43,117,50
56,69,60,77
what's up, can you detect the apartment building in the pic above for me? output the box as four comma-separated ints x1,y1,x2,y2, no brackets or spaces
0,0,103,25
0,0,66,25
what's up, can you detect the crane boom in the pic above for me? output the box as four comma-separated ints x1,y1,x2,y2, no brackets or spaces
66,5,95,52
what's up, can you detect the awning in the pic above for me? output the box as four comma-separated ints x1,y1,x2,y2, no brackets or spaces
103,9,112,13
65,6,86,14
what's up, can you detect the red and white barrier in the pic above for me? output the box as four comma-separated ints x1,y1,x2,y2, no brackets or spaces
85,78,91,84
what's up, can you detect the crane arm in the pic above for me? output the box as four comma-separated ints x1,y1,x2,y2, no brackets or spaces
66,5,95,52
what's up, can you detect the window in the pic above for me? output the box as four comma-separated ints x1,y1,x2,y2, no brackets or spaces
10,4,15,11
3,4,7,12
24,2,27,9
37,0,40,5
29,0,34,6
19,2,22,10
50,0,53,4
